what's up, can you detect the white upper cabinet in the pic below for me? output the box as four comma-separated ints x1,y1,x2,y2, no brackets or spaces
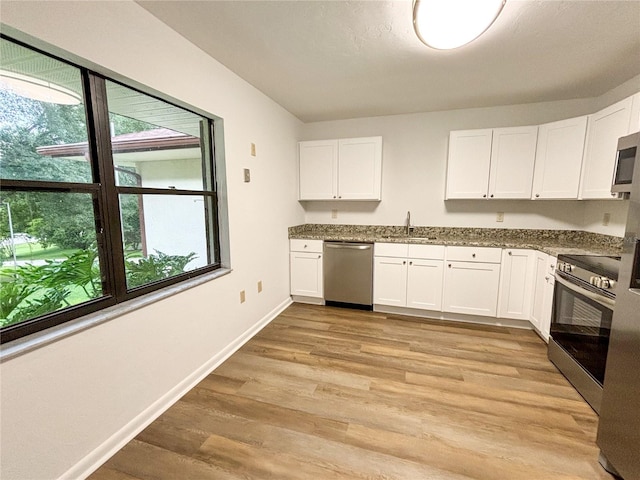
631,93,640,133
446,127,537,199
488,126,538,199
337,137,383,200
532,116,588,199
580,95,636,199
445,129,492,199
299,136,382,201
298,140,337,200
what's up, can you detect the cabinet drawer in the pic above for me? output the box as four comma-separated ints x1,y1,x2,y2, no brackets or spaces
408,244,445,260
290,239,323,253
445,246,502,263
375,243,409,258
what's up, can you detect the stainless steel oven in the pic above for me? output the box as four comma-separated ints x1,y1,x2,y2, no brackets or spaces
548,254,620,413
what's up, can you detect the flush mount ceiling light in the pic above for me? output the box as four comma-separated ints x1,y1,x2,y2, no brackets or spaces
413,0,506,50
0,70,81,105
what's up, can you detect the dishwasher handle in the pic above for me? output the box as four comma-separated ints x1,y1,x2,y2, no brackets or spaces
324,243,372,250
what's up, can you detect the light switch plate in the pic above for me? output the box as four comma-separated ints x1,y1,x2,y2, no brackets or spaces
244,168,251,182
240,290,246,303
496,212,504,222
251,143,256,156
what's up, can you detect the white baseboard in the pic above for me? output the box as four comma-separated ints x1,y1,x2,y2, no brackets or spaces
62,297,293,480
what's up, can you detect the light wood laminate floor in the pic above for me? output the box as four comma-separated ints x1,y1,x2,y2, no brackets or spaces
90,303,612,480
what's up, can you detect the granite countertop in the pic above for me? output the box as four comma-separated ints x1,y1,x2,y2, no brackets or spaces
288,224,623,258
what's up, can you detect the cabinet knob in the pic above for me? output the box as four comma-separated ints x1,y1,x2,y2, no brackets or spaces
545,276,549,281
318,255,321,259
483,194,487,198
472,253,476,258
490,194,494,198
508,251,512,256
333,195,337,199
304,244,308,248
535,194,540,198
409,261,413,265
448,263,452,268
338,196,342,199
403,261,406,265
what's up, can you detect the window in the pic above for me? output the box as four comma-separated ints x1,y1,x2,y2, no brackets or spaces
0,37,222,343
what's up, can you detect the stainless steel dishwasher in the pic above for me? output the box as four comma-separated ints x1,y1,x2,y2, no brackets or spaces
323,241,373,308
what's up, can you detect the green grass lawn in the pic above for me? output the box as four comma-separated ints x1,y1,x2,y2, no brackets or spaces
13,243,79,261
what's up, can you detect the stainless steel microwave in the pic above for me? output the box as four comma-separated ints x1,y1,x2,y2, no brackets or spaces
612,131,640,195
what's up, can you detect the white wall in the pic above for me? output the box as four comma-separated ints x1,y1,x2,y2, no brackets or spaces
300,92,635,236
0,2,304,479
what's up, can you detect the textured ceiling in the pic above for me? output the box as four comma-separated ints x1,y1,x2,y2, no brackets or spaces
137,0,640,123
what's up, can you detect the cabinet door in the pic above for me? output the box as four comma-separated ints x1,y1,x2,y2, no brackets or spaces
532,116,587,199
299,140,337,200
539,275,555,342
529,251,549,331
488,126,538,199
630,92,640,133
446,129,492,199
337,137,382,200
580,96,634,199
290,252,323,298
443,261,500,317
406,259,444,311
498,249,535,320
373,256,407,306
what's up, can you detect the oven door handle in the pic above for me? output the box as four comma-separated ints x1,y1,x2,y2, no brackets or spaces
555,274,615,309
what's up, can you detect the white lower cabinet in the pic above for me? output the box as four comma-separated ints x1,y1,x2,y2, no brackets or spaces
374,243,444,310
406,259,444,310
443,261,501,317
530,252,556,341
290,240,323,298
442,246,502,317
498,249,535,320
373,256,408,306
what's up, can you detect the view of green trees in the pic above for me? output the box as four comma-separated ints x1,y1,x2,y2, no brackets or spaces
0,88,197,329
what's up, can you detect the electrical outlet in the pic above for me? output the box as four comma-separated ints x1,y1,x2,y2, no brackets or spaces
251,143,256,156
496,212,504,222
257,281,263,293
331,209,338,219
243,168,250,182
240,290,246,303
603,212,611,226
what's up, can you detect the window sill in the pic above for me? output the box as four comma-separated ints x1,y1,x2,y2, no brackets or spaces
0,268,231,363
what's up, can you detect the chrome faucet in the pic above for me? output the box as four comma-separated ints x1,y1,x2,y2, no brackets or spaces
405,210,412,236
